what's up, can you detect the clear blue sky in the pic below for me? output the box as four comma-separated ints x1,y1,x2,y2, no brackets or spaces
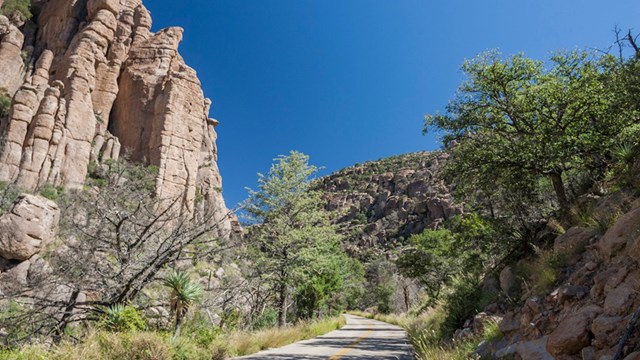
145,1,639,208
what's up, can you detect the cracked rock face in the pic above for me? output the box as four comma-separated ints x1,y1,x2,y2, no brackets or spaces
0,0,236,239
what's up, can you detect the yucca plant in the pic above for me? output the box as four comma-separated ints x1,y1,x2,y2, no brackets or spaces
163,270,203,338
100,303,146,332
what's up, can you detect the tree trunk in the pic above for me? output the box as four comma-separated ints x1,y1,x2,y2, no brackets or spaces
549,171,570,216
403,284,410,312
277,282,287,327
53,288,80,344
173,314,183,339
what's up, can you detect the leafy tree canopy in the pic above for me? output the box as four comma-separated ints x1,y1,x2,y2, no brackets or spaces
425,50,639,214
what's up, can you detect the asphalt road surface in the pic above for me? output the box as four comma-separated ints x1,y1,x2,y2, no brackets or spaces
235,314,414,360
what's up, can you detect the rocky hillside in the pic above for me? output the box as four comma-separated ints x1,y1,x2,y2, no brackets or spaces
0,0,236,237
475,191,640,360
314,152,462,254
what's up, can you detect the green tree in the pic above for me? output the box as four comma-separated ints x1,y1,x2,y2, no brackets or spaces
425,50,635,217
1,0,33,21
164,270,203,338
396,214,509,304
245,151,346,327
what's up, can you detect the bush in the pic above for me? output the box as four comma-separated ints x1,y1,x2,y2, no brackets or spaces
251,307,278,330
374,283,394,314
0,182,21,216
517,248,566,297
180,311,222,347
439,277,482,338
0,93,11,118
1,0,32,21
39,184,64,201
99,304,147,332
171,337,210,360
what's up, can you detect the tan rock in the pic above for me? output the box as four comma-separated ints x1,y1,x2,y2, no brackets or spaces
0,0,236,240
554,226,596,254
592,315,624,348
0,194,59,261
604,284,635,316
625,352,640,360
598,207,640,259
516,336,554,360
0,20,26,95
500,266,516,294
546,307,601,356
5,259,30,286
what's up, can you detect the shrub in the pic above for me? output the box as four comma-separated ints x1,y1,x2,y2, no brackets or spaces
251,307,278,330
39,184,64,201
180,311,222,347
170,337,210,360
0,93,11,118
0,182,21,216
374,283,394,314
1,0,33,21
99,304,147,332
517,247,566,297
439,276,482,338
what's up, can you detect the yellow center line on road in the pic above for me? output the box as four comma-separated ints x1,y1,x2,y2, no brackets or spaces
327,326,374,360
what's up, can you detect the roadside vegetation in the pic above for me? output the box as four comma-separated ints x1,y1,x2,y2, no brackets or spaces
373,31,640,358
0,315,346,360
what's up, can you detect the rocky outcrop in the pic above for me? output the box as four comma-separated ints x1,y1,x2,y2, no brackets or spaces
314,152,462,252
0,0,234,237
484,191,640,360
0,194,59,261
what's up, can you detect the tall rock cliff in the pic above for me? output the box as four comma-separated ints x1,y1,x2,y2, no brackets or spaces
314,152,462,255
0,0,235,237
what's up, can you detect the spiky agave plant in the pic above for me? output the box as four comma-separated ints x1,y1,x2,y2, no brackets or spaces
163,270,203,338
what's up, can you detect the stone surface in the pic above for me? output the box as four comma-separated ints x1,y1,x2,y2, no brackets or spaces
603,284,635,316
0,194,59,261
598,207,640,260
554,226,596,254
625,352,640,360
0,16,25,95
546,307,601,356
592,315,624,348
516,336,554,360
0,0,237,239
314,152,462,251
500,266,516,295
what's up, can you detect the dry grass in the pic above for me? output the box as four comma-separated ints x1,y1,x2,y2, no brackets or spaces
0,316,346,360
350,310,501,360
224,315,346,356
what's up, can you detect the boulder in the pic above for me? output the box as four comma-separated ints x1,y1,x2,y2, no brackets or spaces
0,194,59,261
604,284,635,316
546,306,601,356
500,266,516,295
516,336,554,360
598,207,640,260
625,352,640,360
592,315,624,348
554,226,596,254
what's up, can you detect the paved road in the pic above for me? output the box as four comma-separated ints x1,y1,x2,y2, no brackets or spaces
235,314,414,360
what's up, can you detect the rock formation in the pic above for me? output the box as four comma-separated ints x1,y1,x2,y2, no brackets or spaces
478,191,640,360
0,0,236,237
314,152,462,254
0,193,58,261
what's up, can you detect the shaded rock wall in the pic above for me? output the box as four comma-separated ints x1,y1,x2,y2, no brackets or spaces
0,0,235,237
